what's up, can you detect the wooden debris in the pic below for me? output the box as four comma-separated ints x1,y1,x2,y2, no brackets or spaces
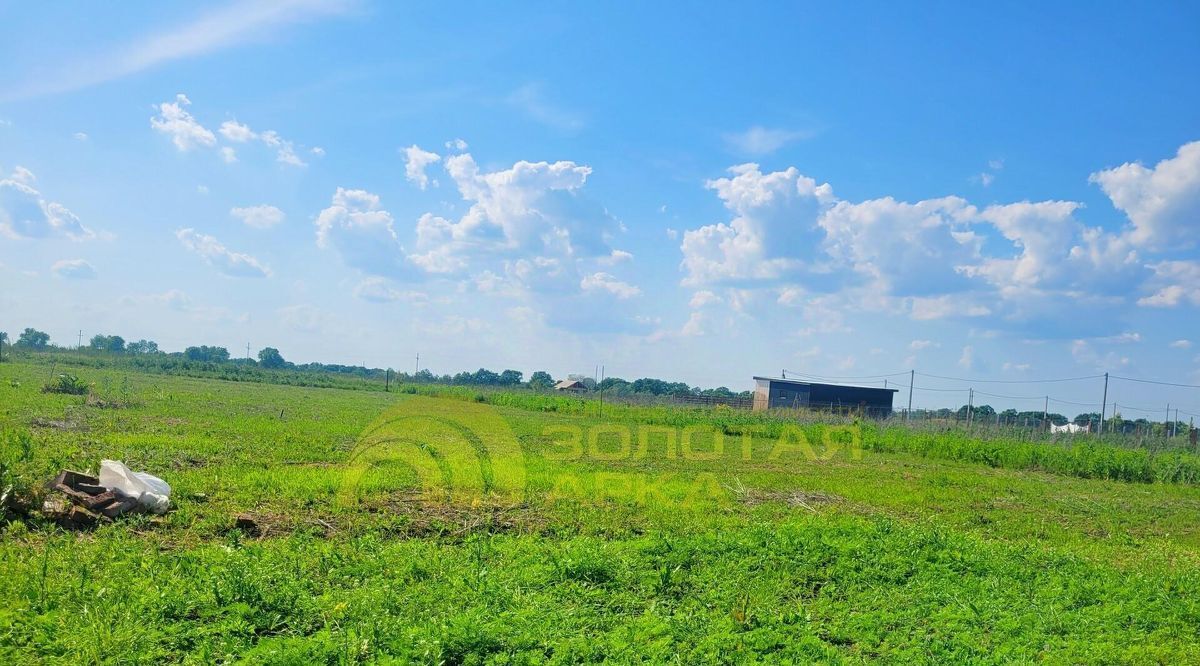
45,469,146,520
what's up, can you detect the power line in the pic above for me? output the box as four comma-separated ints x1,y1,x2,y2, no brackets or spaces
889,382,970,393
1048,397,1103,408
915,371,1104,384
1111,374,1200,389
782,369,910,381
973,389,1047,401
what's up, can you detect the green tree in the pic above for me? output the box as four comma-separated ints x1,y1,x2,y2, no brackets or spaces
258,347,286,369
184,346,230,362
127,340,159,355
599,377,631,394
957,404,996,418
498,369,523,386
472,368,500,385
16,328,50,350
528,371,554,390
413,369,434,383
89,334,126,353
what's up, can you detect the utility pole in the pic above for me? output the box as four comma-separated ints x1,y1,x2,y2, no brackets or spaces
598,365,605,418
1174,409,1179,438
77,329,83,350
1167,404,1171,437
967,388,974,428
1100,372,1109,434
1043,396,1049,431
907,370,914,421
415,353,420,375
246,343,251,360
385,368,391,392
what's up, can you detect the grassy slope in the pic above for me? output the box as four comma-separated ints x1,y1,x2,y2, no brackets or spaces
2,360,1200,664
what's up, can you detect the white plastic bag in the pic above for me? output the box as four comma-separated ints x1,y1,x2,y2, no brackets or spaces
98,460,171,514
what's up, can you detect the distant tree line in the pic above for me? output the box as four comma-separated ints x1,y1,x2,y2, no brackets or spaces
10,326,1187,429
917,405,1189,435
1,327,750,397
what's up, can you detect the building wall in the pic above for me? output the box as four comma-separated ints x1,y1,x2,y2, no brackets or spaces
807,383,894,411
752,378,895,414
769,383,811,409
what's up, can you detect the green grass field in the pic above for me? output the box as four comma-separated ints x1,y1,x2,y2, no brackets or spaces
3,358,1200,664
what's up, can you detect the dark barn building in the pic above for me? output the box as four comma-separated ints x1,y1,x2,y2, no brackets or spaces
752,376,898,416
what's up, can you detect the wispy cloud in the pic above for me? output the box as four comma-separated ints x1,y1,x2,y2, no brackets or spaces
507,83,584,132
972,158,1004,187
51,259,97,280
176,228,271,278
4,0,356,101
724,126,815,156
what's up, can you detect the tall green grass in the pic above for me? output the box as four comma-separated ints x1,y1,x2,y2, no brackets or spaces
864,426,1200,484
401,383,1200,486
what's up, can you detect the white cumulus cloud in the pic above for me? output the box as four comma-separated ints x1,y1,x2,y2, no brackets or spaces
152,96,308,166
315,187,413,279
0,168,93,240
219,120,257,142
580,272,641,299
150,94,216,151
51,259,96,279
681,164,835,286
354,277,427,304
1138,260,1200,307
231,204,285,229
176,228,271,277
1090,141,1200,250
403,145,441,189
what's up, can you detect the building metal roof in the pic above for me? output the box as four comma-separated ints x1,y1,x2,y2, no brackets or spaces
752,376,899,393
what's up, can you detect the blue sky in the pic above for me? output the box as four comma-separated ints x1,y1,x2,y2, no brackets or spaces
2,0,1199,415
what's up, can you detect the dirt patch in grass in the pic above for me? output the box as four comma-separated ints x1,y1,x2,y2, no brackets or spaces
29,415,87,432
168,455,209,470
85,395,133,409
738,488,844,512
363,491,547,540
219,492,547,542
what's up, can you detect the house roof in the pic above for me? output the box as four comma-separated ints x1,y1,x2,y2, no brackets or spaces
554,379,587,390
753,376,899,393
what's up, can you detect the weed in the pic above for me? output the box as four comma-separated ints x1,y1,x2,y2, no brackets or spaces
42,373,88,395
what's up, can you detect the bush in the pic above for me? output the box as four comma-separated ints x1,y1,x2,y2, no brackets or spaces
42,373,89,395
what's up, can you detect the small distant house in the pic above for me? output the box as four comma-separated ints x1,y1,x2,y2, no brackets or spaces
554,379,588,393
1051,422,1087,434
